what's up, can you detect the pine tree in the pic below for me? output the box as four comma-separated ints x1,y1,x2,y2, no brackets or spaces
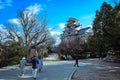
92,2,113,53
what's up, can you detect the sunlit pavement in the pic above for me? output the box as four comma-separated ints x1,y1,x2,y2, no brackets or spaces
0,59,120,80
0,60,75,80
72,59,120,80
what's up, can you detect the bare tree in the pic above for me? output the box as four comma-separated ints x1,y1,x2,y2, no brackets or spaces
7,9,52,59
58,36,84,59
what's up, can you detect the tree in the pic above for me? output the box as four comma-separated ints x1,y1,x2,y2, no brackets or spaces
90,2,113,54
88,2,120,59
106,3,120,51
59,17,84,59
6,9,53,59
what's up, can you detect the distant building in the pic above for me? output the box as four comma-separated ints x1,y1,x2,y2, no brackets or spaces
60,18,93,59
61,26,93,43
61,17,93,45
76,27,93,41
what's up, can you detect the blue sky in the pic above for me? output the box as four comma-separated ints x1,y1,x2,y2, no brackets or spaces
0,0,119,44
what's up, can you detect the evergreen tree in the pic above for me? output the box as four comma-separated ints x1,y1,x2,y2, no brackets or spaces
106,3,120,51
88,2,120,59
92,2,113,53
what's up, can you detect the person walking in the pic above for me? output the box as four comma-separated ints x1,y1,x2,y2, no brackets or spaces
30,55,39,80
74,57,79,67
19,57,27,76
37,57,43,73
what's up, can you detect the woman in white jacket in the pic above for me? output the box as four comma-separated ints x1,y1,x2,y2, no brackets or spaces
19,57,27,76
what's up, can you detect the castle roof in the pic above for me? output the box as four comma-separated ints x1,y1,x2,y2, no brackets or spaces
77,27,91,35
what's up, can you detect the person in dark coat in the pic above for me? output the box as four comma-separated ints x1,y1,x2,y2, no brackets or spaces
30,55,39,80
74,57,79,67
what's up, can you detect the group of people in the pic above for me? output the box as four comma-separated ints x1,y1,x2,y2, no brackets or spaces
19,55,43,80
19,55,79,80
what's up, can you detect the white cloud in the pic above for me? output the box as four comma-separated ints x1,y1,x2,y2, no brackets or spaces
88,25,93,28
49,30,61,45
8,18,20,26
0,24,13,42
0,0,12,9
59,23,65,29
8,4,42,26
0,24,4,30
55,37,61,45
86,24,93,32
0,24,8,39
50,31,61,36
0,24,7,32
25,4,42,15
48,28,53,31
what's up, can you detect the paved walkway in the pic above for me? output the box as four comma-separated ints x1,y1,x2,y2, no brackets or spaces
71,59,120,80
1,58,120,80
0,60,75,80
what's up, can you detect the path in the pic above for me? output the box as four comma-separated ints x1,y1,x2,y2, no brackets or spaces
1,58,119,80
72,59,120,80
0,60,75,80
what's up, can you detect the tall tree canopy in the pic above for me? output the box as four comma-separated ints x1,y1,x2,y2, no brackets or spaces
88,2,120,56
92,2,113,52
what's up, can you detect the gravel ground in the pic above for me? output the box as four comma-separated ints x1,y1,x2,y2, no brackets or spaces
71,59,120,80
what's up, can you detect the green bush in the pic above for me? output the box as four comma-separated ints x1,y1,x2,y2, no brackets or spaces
8,56,20,65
